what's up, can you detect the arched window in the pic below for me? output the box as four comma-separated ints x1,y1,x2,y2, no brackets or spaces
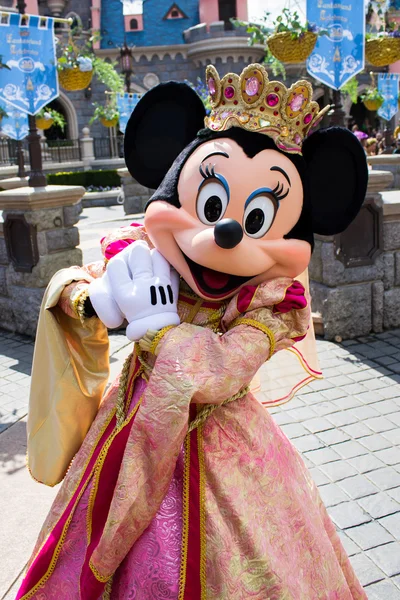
130,18,138,29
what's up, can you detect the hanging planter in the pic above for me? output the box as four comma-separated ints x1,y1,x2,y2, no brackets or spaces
360,87,384,111
36,116,54,130
90,102,120,128
58,65,93,92
363,98,383,110
267,31,317,63
57,39,94,92
100,116,119,128
57,34,124,93
35,107,66,131
366,34,400,67
265,9,324,63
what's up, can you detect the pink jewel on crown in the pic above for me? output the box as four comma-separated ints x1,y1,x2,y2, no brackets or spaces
267,94,279,107
245,77,260,96
204,63,331,155
208,78,216,95
290,94,305,112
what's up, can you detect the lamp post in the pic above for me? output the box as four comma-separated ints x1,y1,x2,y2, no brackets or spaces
329,89,346,127
119,41,134,93
16,0,47,187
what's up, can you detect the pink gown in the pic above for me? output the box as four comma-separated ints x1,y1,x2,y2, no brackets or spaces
16,233,367,600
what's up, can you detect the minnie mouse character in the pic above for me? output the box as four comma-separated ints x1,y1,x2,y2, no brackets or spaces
19,64,368,599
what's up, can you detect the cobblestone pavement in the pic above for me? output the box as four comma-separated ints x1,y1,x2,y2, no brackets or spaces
1,330,400,597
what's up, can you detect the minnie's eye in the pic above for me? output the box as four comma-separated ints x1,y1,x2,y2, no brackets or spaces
243,196,277,238
197,181,229,225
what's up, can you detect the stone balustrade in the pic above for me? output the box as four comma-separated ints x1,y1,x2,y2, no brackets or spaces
368,154,400,189
0,185,84,336
118,167,155,215
309,169,400,339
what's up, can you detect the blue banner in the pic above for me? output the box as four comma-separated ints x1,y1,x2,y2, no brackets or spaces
116,93,142,134
378,73,399,121
0,100,29,140
0,13,58,115
306,0,365,90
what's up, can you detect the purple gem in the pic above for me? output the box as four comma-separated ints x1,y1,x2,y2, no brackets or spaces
245,76,260,97
304,113,313,124
267,93,279,107
289,93,304,112
224,86,235,99
294,133,302,144
208,77,216,95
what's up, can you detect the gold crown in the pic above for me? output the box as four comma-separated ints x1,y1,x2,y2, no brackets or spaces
204,63,330,155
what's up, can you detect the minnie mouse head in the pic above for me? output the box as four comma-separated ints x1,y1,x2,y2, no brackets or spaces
124,64,368,301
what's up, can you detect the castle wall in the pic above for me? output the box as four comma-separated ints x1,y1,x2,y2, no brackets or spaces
100,0,200,49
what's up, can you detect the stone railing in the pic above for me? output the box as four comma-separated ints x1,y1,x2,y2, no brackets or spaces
118,167,154,215
309,169,400,339
368,154,400,189
0,185,84,336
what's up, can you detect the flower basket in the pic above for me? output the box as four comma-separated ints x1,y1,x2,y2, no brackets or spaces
267,31,317,63
365,37,400,67
58,67,93,91
363,98,383,111
36,117,54,130
100,117,119,128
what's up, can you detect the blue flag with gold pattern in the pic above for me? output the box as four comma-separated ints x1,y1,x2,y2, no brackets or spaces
0,12,58,115
306,0,365,90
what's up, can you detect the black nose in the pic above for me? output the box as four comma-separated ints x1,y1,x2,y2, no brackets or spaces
214,219,243,249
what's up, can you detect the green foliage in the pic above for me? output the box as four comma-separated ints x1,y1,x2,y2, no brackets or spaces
232,18,286,78
36,106,66,130
0,106,8,119
340,77,359,104
92,57,124,93
47,169,121,188
360,87,384,102
273,9,310,39
89,102,120,124
232,9,327,78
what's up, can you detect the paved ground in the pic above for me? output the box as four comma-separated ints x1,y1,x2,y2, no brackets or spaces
2,206,400,598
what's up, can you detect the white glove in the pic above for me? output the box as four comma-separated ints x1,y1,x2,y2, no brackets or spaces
89,269,125,329
99,240,180,341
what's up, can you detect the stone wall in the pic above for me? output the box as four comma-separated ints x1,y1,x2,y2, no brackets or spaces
309,170,400,339
0,186,84,336
119,168,154,215
368,155,400,190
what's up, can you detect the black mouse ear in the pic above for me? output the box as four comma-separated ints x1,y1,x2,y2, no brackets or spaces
124,82,206,189
302,127,368,236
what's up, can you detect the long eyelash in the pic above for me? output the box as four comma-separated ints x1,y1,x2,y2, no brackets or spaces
271,181,289,201
199,163,216,180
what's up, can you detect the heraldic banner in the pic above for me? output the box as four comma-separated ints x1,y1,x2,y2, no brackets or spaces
306,0,365,90
378,73,399,122
116,93,142,134
0,101,29,140
0,13,58,115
